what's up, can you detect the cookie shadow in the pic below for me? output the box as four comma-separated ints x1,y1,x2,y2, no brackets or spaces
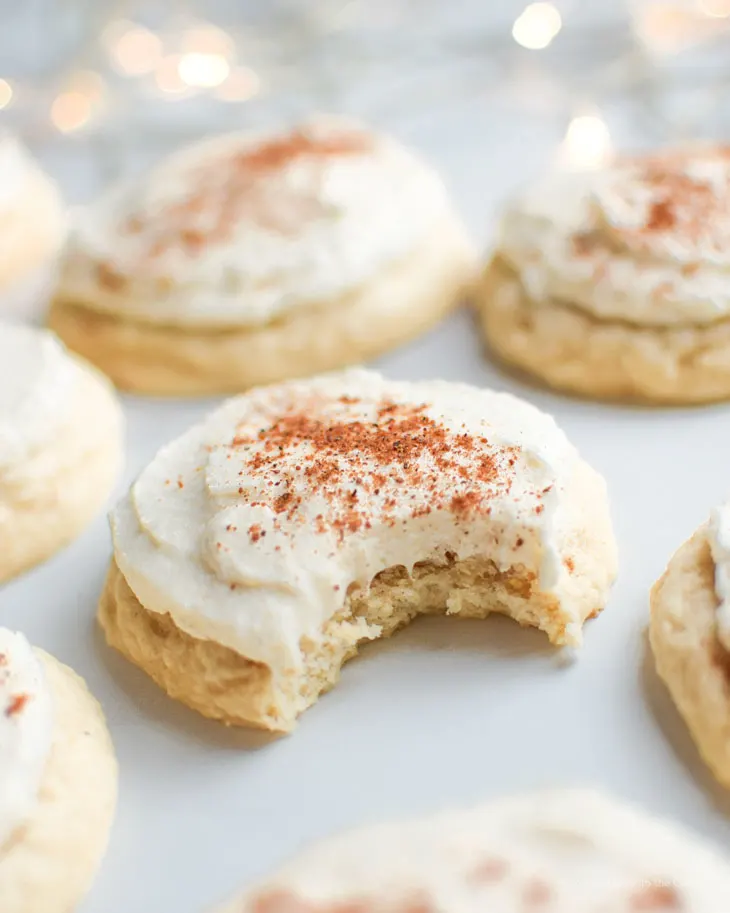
641,630,730,818
92,622,281,752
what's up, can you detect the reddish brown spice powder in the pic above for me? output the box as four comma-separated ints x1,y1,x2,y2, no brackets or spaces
229,396,522,543
5,694,29,717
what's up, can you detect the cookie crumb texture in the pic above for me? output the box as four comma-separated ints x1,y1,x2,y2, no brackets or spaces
211,790,730,912
478,258,730,404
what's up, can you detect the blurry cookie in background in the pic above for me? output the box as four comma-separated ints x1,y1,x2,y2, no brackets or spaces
208,789,730,912
0,136,64,323
0,628,117,913
0,324,123,583
49,116,476,395
651,499,730,788
477,146,730,403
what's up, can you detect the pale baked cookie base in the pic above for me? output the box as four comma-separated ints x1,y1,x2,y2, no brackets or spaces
0,358,123,583
650,528,730,788
99,499,615,734
0,651,117,913
477,257,730,404
48,218,476,396
0,170,64,302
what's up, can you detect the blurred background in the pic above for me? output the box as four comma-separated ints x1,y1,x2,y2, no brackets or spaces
2,0,730,209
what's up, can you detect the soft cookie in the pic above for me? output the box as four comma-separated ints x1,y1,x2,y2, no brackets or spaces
100,369,616,731
651,500,730,787
209,789,730,912
49,117,475,395
0,323,123,583
477,146,730,403
0,135,64,323
0,628,117,912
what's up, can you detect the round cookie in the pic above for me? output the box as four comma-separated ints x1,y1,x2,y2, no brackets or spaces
650,501,730,787
209,789,730,911
0,324,124,583
0,136,64,323
477,147,730,404
49,117,476,396
99,369,617,732
0,628,117,912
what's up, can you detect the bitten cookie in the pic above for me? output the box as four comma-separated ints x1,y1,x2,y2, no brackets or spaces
49,116,475,395
0,628,117,912
0,136,64,323
650,501,730,787
477,146,730,403
0,324,124,583
100,369,617,732
209,789,730,912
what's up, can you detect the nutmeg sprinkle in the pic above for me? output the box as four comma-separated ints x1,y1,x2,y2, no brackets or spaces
630,883,682,910
614,151,730,253
227,393,525,544
121,126,373,261
5,693,29,717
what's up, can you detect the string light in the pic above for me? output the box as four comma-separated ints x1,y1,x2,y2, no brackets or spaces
50,91,93,133
68,70,106,103
178,52,230,88
512,2,562,50
215,66,261,101
109,23,163,76
155,56,188,95
558,113,613,171
0,80,12,110
181,24,234,59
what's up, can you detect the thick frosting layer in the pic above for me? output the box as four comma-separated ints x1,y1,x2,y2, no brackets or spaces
0,629,53,851
709,502,730,652
0,324,79,469
499,146,730,327
0,325,79,466
217,790,730,912
112,369,590,674
61,117,456,328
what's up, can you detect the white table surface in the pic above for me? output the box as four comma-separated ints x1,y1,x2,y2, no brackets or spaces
5,94,730,913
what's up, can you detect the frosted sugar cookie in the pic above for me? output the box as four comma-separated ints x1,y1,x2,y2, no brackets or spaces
0,136,64,323
0,628,117,912
651,500,730,787
100,369,616,731
478,146,730,403
49,117,475,395
0,324,123,583
209,789,730,912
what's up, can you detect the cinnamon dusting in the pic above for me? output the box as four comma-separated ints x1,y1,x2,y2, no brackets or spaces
121,125,372,260
5,693,28,717
228,394,523,543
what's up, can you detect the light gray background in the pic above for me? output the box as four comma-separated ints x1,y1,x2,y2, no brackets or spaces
4,14,730,913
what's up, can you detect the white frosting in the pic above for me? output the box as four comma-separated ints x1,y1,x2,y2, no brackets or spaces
0,136,36,209
709,502,730,652
61,117,456,328
0,630,53,851
0,324,79,469
111,369,588,675
499,147,730,327
217,790,730,912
